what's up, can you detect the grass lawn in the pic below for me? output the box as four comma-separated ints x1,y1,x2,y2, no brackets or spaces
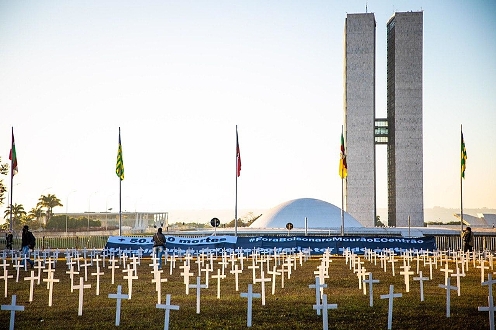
0,252,492,329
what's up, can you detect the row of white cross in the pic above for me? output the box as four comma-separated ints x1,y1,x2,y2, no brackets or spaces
0,247,312,329
3,246,496,330
303,248,496,330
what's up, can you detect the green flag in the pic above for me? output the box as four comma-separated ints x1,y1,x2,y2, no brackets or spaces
116,129,124,180
461,131,467,179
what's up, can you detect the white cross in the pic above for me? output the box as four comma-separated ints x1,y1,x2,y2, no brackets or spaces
450,266,466,296
248,261,259,283
254,269,271,306
238,251,246,270
479,295,496,330
438,277,458,317
440,263,453,286
480,272,496,329
80,259,91,281
399,265,414,292
477,259,490,283
267,265,281,295
43,272,60,306
283,257,294,279
201,263,213,289
425,258,435,279
413,270,429,301
380,284,402,330
313,294,337,330
230,264,242,291
33,259,44,285
108,285,129,326
0,259,9,273
309,276,328,315
356,267,369,293
156,294,180,330
240,284,261,327
12,259,23,283
122,265,138,299
388,255,397,276
1,295,24,330
23,270,37,302
108,257,120,285
363,272,380,307
188,276,207,314
180,264,193,295
0,269,13,298
91,266,104,295
66,266,79,293
168,254,176,275
211,268,226,299
73,277,91,316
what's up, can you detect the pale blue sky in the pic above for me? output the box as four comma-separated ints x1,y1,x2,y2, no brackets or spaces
0,1,495,223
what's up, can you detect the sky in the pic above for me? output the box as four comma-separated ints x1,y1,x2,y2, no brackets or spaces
0,1,495,224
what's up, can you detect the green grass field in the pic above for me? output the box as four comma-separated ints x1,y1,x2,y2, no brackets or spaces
0,253,493,329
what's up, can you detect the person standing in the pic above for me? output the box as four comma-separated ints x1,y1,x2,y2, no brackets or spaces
21,225,35,268
462,226,474,253
152,227,166,269
5,230,13,250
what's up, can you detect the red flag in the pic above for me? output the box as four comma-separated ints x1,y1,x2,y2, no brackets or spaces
9,130,18,176
236,131,241,177
339,132,347,178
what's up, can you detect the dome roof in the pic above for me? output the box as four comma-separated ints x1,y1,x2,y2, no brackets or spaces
249,198,363,228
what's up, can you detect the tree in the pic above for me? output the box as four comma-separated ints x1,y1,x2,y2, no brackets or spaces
0,157,8,206
27,206,46,229
3,203,27,230
28,206,44,220
37,194,63,221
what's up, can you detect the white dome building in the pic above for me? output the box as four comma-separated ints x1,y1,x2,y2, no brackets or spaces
249,198,363,229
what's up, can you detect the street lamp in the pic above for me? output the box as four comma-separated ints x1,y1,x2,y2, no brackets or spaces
65,190,77,233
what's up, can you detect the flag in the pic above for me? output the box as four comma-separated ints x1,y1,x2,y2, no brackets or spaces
339,132,347,179
116,130,124,180
236,130,241,177
9,130,18,176
461,130,467,179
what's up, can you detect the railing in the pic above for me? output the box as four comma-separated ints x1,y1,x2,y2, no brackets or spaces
1,233,496,252
0,235,109,250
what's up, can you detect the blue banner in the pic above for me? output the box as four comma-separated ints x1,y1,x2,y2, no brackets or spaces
105,235,436,255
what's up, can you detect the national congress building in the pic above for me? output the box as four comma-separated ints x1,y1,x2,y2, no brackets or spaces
344,11,424,227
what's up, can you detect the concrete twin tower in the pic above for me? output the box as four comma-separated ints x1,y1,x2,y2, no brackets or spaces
344,12,423,227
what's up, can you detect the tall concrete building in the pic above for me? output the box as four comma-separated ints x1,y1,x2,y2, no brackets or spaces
343,11,423,227
386,12,424,227
343,13,377,227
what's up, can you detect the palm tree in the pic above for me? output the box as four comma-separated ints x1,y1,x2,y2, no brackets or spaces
28,206,44,220
3,203,27,230
27,206,46,228
37,194,63,221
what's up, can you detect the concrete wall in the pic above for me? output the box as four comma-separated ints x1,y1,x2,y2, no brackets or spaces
344,13,376,227
387,12,424,227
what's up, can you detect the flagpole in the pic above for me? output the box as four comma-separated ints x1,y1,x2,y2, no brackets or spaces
460,124,463,234
9,127,14,231
118,127,122,237
340,125,344,236
235,125,238,237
